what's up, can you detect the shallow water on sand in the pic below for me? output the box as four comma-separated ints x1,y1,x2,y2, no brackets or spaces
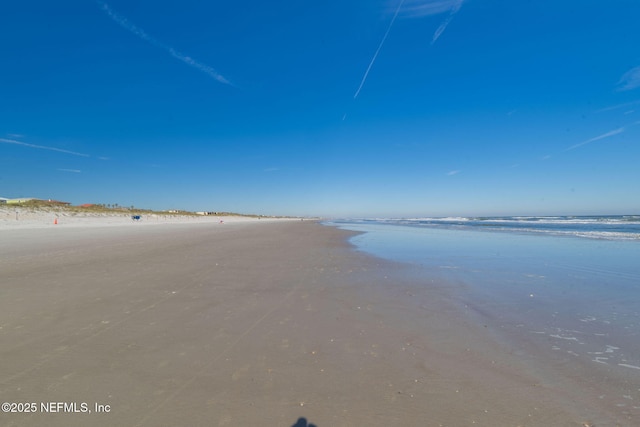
329,220,640,421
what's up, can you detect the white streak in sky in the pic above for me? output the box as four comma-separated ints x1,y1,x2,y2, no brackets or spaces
58,168,82,173
402,0,462,17
431,0,464,44
0,138,90,157
564,127,625,151
617,66,640,91
353,0,405,99
595,99,640,113
97,2,231,85
446,170,460,175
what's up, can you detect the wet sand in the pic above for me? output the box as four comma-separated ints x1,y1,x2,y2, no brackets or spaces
0,221,605,426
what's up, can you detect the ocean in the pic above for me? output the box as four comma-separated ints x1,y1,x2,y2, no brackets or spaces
328,215,640,421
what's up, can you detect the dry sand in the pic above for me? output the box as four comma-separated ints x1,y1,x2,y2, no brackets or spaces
0,220,608,426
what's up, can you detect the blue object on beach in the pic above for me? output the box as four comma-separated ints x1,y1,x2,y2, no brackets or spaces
131,215,141,221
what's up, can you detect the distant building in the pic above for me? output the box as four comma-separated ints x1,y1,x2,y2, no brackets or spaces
44,199,71,206
6,198,36,204
0,197,7,204
2,198,71,205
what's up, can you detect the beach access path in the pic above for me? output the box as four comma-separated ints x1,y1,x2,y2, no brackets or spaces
0,220,601,426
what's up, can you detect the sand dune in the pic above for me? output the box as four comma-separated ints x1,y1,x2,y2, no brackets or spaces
0,206,292,230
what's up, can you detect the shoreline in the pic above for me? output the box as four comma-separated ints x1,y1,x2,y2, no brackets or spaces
0,220,612,426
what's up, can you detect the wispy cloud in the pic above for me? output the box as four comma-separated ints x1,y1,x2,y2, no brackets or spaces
263,167,279,172
402,0,459,18
57,168,82,173
97,1,231,85
564,127,625,151
595,99,640,113
400,0,464,44
446,169,460,176
402,0,462,17
617,66,640,91
354,0,406,99
0,138,90,157
431,0,464,44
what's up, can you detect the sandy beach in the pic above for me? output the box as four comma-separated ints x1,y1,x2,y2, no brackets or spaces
0,218,609,426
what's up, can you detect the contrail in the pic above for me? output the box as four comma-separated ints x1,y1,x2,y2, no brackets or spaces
431,0,464,44
353,0,405,99
97,1,231,85
0,138,90,157
595,100,640,113
564,127,625,151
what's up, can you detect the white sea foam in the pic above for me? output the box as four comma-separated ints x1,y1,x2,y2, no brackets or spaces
619,363,640,370
606,345,620,353
550,334,581,342
354,215,640,241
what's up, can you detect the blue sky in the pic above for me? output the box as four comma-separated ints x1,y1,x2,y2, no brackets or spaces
1,0,639,217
